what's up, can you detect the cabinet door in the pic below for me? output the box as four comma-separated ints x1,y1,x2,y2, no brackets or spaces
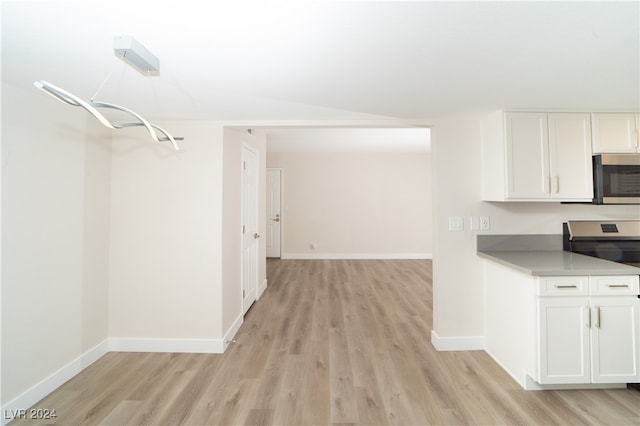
537,297,590,384
592,113,639,154
548,113,593,200
505,112,550,199
590,297,640,383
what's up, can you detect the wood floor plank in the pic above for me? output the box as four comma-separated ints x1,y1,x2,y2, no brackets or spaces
9,259,640,426
127,354,202,425
271,354,305,425
97,400,143,425
329,327,357,424
371,350,426,425
301,337,330,425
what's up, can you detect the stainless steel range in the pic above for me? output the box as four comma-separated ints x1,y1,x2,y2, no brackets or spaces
563,220,640,268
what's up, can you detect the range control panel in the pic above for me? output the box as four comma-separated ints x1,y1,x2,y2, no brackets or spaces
566,220,640,239
601,224,619,233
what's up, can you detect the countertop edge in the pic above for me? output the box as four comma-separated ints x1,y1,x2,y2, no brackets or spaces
478,250,640,276
477,251,536,275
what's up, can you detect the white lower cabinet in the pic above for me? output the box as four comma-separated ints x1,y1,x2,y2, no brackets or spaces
538,297,590,383
535,276,640,385
590,296,640,383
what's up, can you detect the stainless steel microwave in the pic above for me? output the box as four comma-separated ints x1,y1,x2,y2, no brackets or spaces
593,154,640,204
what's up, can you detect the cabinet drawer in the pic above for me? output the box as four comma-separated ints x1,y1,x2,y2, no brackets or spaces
538,276,589,296
590,276,639,295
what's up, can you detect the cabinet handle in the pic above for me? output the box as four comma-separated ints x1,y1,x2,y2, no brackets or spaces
555,284,578,289
594,306,600,328
607,284,629,288
544,176,551,194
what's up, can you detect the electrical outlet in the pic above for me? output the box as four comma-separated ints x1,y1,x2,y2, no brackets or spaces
480,216,490,230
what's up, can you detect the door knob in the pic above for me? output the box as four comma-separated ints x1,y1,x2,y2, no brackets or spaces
254,233,260,239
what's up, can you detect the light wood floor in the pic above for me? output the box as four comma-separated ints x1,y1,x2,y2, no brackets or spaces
12,259,640,425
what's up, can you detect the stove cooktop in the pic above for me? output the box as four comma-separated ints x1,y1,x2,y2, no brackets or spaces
564,220,640,266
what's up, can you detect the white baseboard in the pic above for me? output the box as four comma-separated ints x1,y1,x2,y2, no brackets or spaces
109,310,247,354
1,340,109,426
430,330,485,351
222,313,244,352
257,278,267,299
109,337,226,354
282,252,432,260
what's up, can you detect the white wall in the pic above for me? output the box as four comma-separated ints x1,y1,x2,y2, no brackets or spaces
431,114,640,344
266,151,432,258
109,123,266,349
109,122,225,343
1,82,111,404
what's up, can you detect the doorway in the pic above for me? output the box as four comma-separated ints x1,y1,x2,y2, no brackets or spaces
266,168,282,258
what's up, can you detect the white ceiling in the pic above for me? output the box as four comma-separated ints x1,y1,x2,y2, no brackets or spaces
2,1,638,151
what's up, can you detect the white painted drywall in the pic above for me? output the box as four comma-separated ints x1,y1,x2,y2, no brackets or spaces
1,82,111,403
266,151,432,258
108,121,224,339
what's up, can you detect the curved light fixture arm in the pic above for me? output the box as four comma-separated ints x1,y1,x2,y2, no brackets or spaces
150,123,181,151
90,100,160,142
116,122,182,150
35,81,116,130
33,80,181,151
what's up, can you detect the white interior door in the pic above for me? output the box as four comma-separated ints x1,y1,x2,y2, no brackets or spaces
266,168,282,258
242,145,259,314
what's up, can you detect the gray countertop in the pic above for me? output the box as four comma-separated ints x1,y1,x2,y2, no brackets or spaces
477,234,640,276
478,250,640,276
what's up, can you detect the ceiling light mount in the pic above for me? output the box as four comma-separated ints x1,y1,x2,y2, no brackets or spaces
113,36,159,76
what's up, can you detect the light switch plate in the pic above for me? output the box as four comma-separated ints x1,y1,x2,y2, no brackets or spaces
449,216,464,231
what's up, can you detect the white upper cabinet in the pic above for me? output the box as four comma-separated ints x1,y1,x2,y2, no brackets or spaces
482,111,593,202
505,112,549,199
547,113,594,200
592,113,640,153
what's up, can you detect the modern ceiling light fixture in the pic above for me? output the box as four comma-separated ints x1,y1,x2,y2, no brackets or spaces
34,36,182,150
113,36,160,76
